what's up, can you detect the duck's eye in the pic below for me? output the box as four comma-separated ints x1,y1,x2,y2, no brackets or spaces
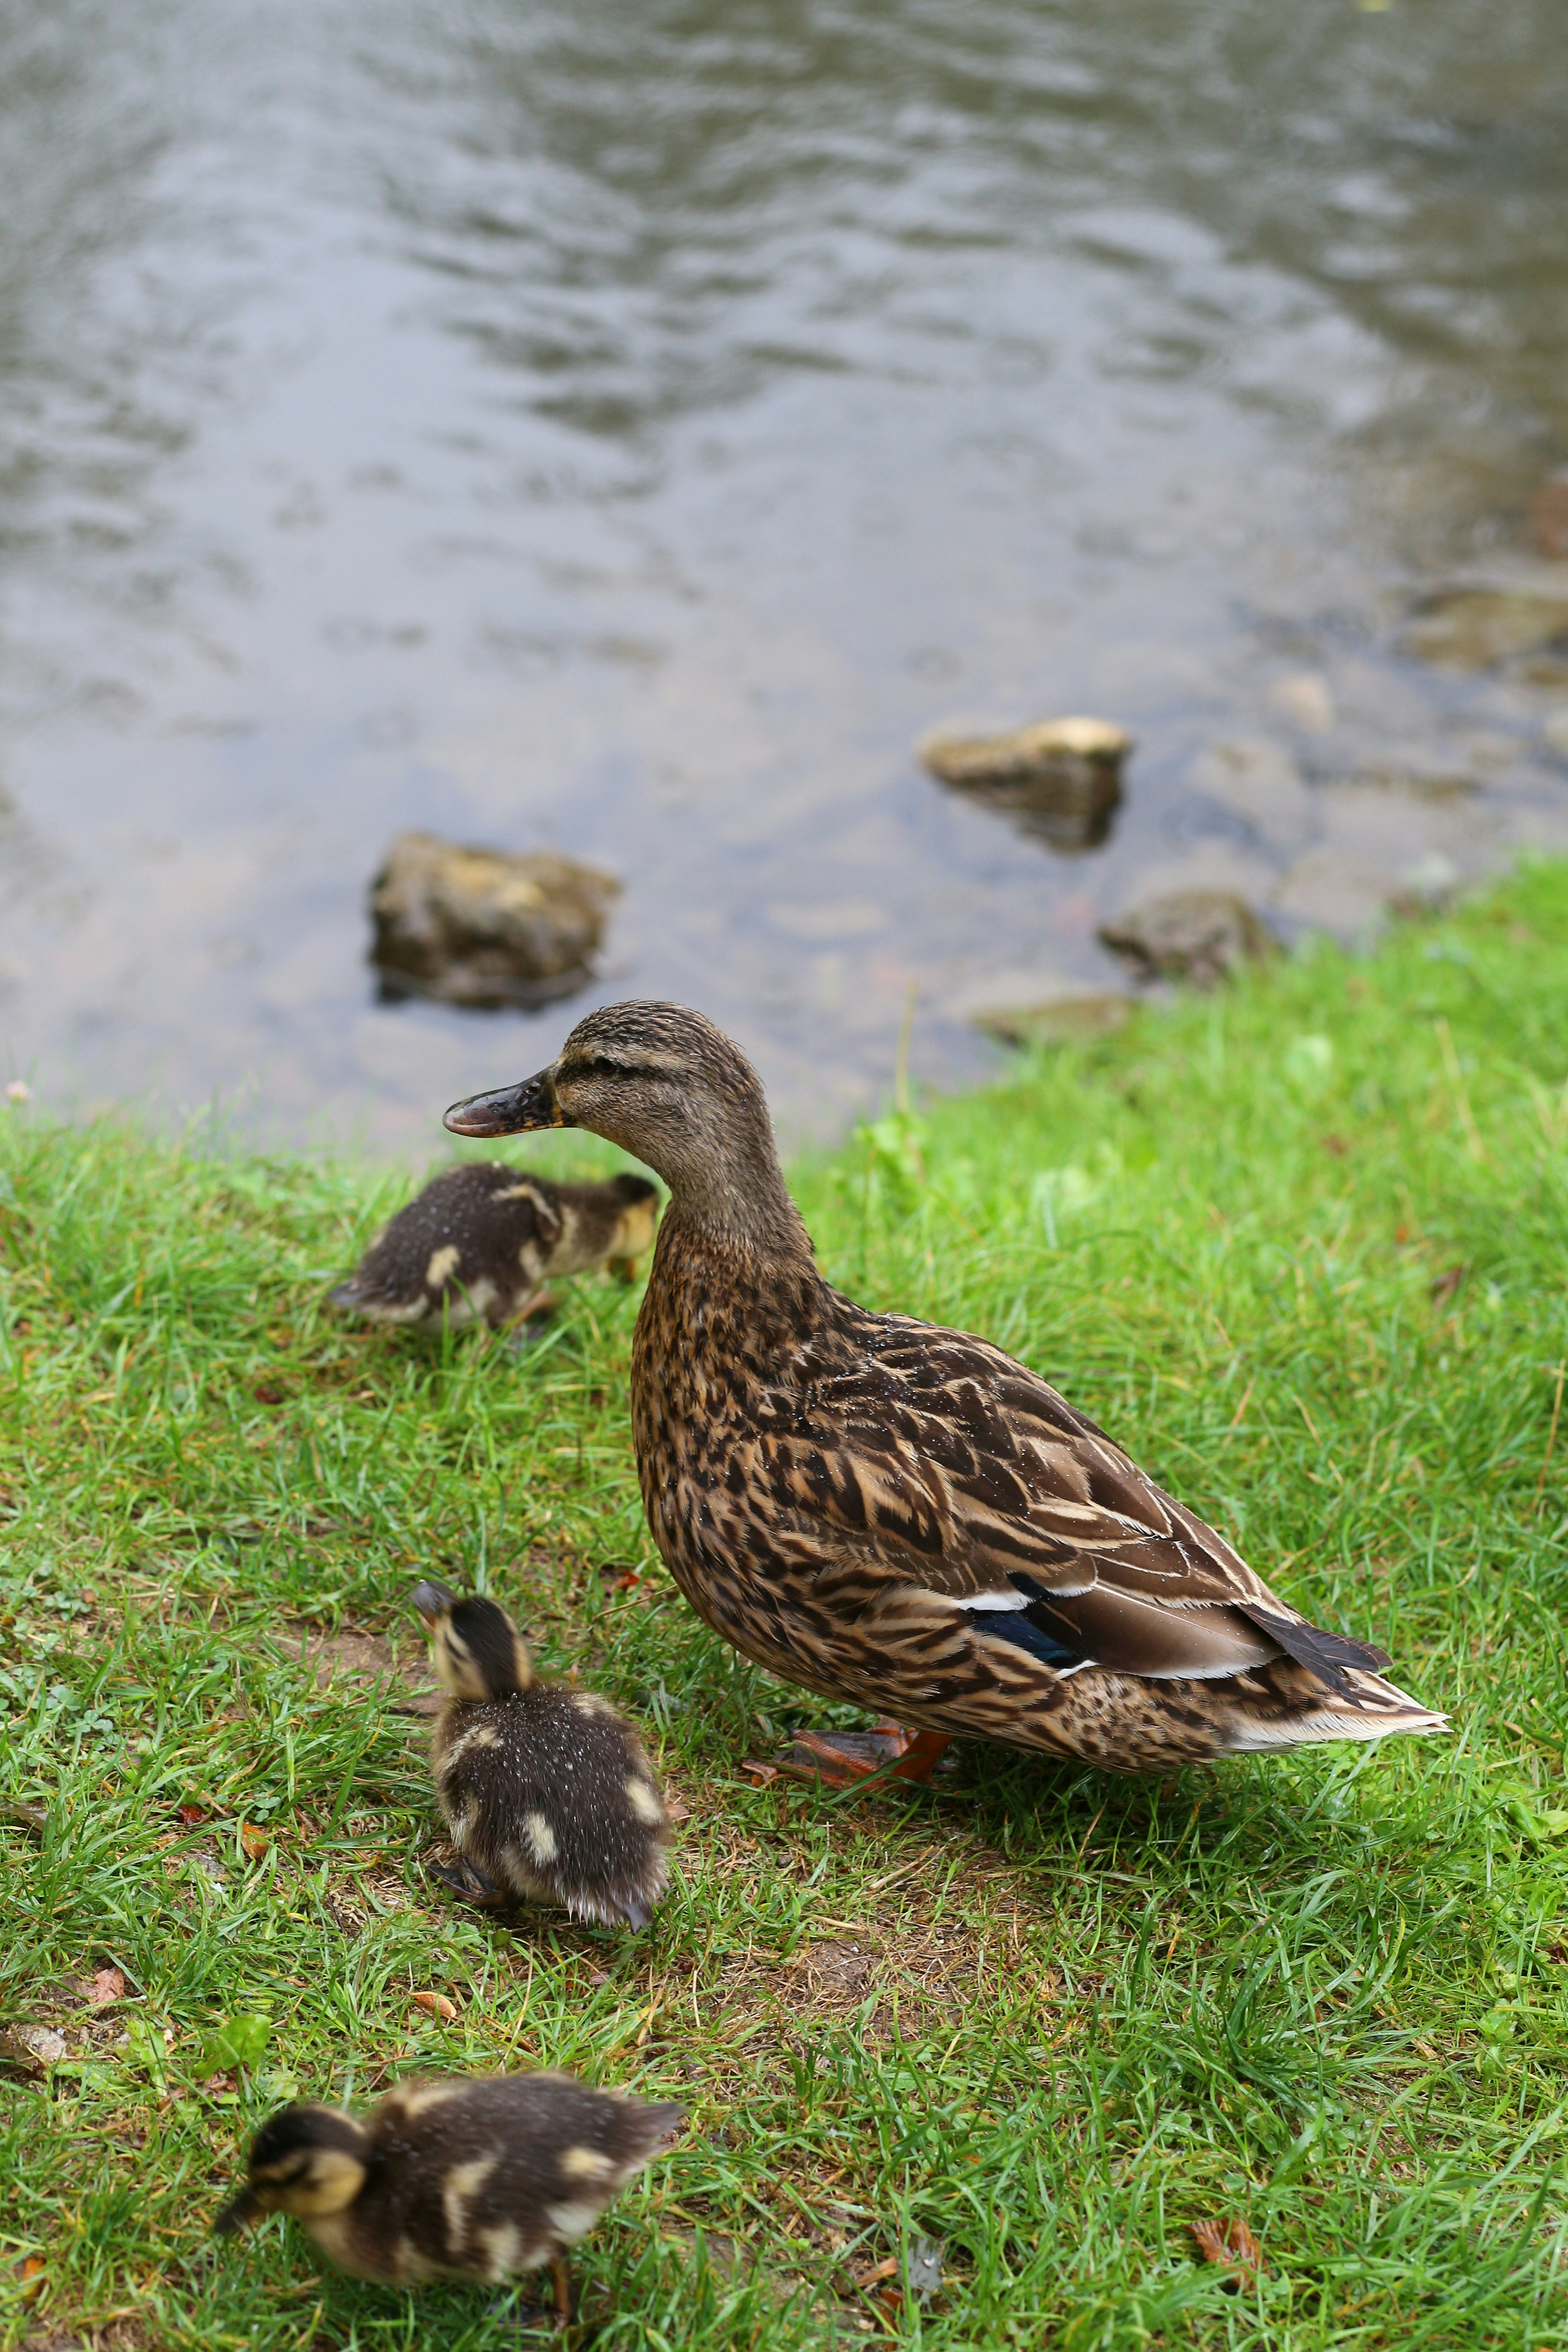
583,1054,620,1078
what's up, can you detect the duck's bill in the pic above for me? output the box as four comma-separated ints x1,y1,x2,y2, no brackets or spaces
214,2188,261,2237
443,1069,567,1136
413,1579,456,1623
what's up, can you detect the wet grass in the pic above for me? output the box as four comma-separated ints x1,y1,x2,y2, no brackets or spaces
4,861,1568,2350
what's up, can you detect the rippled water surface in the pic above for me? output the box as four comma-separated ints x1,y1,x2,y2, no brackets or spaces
3,0,1567,1150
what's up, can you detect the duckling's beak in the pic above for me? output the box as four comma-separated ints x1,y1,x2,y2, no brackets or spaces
214,2187,261,2236
413,1579,456,1626
443,1067,567,1137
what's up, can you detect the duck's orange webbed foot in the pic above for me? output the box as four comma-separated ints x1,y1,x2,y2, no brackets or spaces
772,1721,953,1789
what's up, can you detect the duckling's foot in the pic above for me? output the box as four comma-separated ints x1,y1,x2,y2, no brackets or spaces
426,1852,507,1909
776,1722,953,1789
552,2256,573,2325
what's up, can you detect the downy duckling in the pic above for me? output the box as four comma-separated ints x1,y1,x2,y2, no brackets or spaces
414,1581,671,1929
215,2070,683,2313
329,1164,658,1330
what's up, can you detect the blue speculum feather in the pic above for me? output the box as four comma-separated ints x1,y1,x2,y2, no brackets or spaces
971,1608,1087,1672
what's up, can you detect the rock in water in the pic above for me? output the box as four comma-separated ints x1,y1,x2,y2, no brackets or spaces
972,992,1137,1047
1098,890,1274,989
919,717,1131,852
370,831,619,1009
1404,586,1568,671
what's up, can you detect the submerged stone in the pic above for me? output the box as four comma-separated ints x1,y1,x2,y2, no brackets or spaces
972,992,1137,1047
1404,586,1568,671
1098,889,1274,989
369,830,619,1009
919,716,1131,852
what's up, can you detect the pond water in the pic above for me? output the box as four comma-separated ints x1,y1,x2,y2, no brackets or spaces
2,0,1567,1154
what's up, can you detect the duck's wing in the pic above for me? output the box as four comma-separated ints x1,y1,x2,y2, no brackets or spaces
752,1308,1386,1690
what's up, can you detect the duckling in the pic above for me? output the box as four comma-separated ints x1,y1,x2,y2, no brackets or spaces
443,1003,1448,1786
215,2070,683,2314
329,1164,658,1330
414,1581,671,1929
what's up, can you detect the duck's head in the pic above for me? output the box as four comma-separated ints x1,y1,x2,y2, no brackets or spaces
413,1580,534,1699
215,2105,368,2234
443,1002,797,1245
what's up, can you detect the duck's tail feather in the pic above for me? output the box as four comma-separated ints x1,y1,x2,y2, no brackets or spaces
1234,1604,1391,1693
1221,1660,1449,1753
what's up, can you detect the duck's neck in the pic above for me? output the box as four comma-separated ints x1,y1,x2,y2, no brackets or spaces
654,1117,815,1268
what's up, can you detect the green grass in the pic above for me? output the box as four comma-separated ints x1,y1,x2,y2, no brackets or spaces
4,863,1568,2351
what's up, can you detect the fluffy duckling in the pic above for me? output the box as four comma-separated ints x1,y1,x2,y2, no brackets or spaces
215,2071,683,2312
443,1002,1447,1786
414,1581,671,1929
329,1164,658,1330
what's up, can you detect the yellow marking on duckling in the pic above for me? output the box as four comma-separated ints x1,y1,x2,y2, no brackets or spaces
443,2154,497,2251
570,1691,616,1719
524,1811,558,1865
442,1723,502,1770
450,1796,479,1849
385,2080,466,2120
392,2230,441,2283
559,2145,614,2181
478,2219,524,2279
546,2197,604,2244
426,1244,461,1289
496,1182,548,1210
624,1777,664,1826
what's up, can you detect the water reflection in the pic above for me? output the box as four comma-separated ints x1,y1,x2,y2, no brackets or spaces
0,0,1565,1149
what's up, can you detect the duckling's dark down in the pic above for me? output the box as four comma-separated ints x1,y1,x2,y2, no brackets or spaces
330,1164,658,1330
414,1583,671,1929
444,1001,1448,1782
215,2071,683,2298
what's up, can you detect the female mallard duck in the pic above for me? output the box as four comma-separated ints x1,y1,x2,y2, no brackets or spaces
329,1164,658,1330
215,2070,682,2314
443,1003,1447,1785
414,1581,671,1926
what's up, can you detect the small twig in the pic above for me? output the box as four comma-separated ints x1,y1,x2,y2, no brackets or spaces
894,980,918,1118
1226,1373,1256,1431
1293,1393,1323,1447
1534,1361,1566,1517
1433,1016,1486,1163
1072,1802,1107,1872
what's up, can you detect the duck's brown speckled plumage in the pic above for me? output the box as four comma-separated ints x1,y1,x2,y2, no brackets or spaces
415,1584,671,1928
445,1003,1447,1774
215,2072,682,2288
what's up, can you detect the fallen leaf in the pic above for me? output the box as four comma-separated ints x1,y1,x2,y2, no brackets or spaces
738,1761,779,1786
177,1802,208,1827
856,2258,899,2289
253,1384,285,1406
663,1796,692,1824
1430,1265,1467,1306
410,1991,458,2021
1191,2216,1262,2288
1547,1942,1567,1965
20,2254,45,2301
239,1823,270,1862
88,1967,127,2008
201,2070,237,2095
1321,1133,1348,1158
